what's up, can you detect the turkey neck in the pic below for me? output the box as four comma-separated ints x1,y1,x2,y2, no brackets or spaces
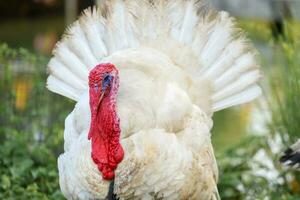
89,76,124,180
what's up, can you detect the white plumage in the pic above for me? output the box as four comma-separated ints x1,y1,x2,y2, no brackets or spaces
47,0,261,199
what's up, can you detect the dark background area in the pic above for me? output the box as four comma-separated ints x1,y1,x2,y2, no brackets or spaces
0,0,95,19
0,0,96,54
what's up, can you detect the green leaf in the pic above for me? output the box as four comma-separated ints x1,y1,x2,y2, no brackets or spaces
1,175,11,190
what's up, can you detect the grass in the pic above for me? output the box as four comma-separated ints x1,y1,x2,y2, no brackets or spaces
267,22,300,144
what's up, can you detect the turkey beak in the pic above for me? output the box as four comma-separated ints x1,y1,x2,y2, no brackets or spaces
97,92,105,112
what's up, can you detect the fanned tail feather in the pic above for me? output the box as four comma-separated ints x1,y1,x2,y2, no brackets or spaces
190,11,261,111
47,0,261,112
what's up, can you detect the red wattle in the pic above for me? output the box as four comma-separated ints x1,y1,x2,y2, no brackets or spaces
89,93,124,180
88,64,124,180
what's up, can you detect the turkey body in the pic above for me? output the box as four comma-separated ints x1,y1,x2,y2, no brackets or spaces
47,0,261,199
59,48,218,199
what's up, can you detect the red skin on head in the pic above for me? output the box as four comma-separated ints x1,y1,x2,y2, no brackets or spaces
88,63,124,180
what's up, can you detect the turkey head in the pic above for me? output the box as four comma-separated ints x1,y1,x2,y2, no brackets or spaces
88,63,124,180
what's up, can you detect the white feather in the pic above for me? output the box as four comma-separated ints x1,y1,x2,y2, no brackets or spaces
54,43,89,81
48,57,86,90
215,52,257,90
203,40,245,79
213,85,262,111
200,12,234,69
171,1,198,44
212,70,260,103
65,21,98,69
79,8,108,61
47,76,79,101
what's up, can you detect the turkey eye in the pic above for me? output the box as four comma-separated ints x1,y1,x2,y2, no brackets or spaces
103,75,110,83
102,74,112,91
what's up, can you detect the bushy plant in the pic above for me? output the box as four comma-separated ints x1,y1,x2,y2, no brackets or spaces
217,135,299,200
0,44,73,199
217,20,300,200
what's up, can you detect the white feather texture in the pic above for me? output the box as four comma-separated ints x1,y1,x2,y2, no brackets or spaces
47,0,262,199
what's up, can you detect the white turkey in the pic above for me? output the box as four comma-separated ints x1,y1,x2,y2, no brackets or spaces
280,139,300,170
47,0,262,199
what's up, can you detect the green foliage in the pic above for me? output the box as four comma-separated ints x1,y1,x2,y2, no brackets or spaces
0,43,73,199
267,21,300,144
237,19,273,42
217,20,300,200
218,135,300,200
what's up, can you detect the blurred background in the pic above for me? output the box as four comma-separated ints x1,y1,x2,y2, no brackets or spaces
0,0,300,199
